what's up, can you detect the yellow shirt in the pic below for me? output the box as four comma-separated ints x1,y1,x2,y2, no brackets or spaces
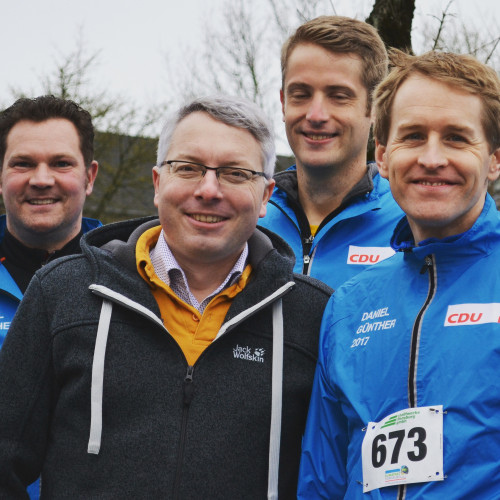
136,226,252,365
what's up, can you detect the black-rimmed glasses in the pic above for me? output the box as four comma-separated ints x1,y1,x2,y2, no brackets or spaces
159,160,268,185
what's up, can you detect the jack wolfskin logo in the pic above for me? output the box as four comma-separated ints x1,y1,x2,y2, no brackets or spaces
233,344,265,363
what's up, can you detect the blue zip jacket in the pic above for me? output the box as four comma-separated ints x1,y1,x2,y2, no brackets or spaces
259,164,403,290
298,194,500,498
0,262,22,346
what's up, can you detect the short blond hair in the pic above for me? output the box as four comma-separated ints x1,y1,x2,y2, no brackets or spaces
373,49,500,152
281,16,388,112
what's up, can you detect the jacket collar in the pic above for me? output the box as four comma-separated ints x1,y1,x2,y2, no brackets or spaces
0,214,101,243
391,194,500,260
274,163,377,208
82,216,297,284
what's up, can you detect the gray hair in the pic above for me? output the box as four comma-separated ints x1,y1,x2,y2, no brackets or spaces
156,95,276,178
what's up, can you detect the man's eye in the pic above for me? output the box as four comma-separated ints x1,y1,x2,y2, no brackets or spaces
288,92,309,100
173,163,202,177
177,164,197,172
221,168,252,183
330,93,349,101
404,133,424,141
54,161,72,168
228,169,246,177
448,134,466,143
13,161,32,168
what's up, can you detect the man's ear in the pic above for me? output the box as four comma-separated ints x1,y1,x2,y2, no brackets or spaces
85,161,99,195
280,89,285,122
259,178,275,218
375,140,389,179
152,166,161,208
487,148,500,183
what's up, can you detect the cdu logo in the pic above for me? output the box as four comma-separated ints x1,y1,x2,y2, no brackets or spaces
444,303,500,326
347,246,395,266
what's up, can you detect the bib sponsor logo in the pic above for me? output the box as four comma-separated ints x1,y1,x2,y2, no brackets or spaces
347,246,395,265
385,466,409,484
444,303,500,326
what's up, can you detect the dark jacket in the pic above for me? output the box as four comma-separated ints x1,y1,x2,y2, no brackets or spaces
0,217,331,499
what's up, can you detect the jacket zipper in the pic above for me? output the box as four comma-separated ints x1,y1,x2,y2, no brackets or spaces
398,254,436,500
268,200,314,275
172,365,195,499
89,283,293,496
302,235,314,274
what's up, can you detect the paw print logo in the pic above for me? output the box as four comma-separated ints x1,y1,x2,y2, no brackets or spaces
254,348,265,357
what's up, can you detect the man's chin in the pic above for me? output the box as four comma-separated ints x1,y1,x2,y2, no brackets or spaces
10,215,78,246
299,159,339,176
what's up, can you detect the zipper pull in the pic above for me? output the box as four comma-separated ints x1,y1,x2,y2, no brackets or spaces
183,365,194,406
303,234,313,274
420,255,433,274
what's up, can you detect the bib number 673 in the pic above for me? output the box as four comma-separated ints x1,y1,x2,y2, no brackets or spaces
372,427,427,468
362,407,444,492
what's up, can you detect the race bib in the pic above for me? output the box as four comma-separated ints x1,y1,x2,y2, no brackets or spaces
361,406,444,493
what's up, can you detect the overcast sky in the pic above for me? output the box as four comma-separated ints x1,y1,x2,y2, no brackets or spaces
2,0,498,152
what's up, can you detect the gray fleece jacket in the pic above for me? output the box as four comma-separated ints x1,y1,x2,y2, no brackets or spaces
0,217,332,499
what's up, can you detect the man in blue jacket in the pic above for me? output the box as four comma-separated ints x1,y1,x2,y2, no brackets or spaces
0,96,100,498
259,16,402,289
0,95,100,347
298,50,500,498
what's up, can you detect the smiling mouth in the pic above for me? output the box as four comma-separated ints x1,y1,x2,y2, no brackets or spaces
28,199,58,205
303,132,338,141
417,181,449,187
190,214,226,223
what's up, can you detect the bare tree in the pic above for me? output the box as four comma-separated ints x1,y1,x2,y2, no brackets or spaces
165,0,279,122
165,0,339,154
366,0,415,51
9,36,166,223
420,1,499,66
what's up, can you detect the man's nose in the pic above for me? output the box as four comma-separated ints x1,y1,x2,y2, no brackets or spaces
417,138,449,170
194,169,223,199
29,164,55,187
306,94,328,124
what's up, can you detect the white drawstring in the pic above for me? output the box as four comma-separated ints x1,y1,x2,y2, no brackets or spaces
87,299,113,454
267,298,284,500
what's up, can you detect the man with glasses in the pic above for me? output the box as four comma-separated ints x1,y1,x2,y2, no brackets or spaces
0,95,331,498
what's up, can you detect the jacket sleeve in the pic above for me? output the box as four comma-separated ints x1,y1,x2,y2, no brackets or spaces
297,301,348,499
0,275,53,498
